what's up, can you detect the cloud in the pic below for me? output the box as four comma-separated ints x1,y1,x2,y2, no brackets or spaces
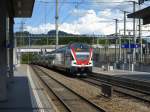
25,23,55,34
24,9,149,36
91,0,139,13
24,9,129,35
97,8,123,20
69,9,93,17
99,9,112,17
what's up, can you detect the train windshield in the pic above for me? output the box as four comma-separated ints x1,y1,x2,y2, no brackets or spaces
76,54,89,60
71,43,90,52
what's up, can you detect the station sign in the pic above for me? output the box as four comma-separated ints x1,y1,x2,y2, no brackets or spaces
121,44,140,48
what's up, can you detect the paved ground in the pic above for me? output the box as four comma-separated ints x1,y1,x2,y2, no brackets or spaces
0,65,36,112
1,64,149,112
135,64,150,72
92,67,150,82
0,65,53,112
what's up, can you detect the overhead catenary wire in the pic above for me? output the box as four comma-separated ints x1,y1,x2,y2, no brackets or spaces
59,5,81,27
24,0,136,30
58,0,66,15
15,0,149,35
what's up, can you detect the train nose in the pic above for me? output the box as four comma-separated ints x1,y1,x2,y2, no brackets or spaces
77,60,89,65
82,60,89,65
77,67,85,72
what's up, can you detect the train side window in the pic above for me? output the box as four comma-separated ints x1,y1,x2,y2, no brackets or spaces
66,47,70,53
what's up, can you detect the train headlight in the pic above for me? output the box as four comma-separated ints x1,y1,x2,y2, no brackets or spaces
88,61,93,65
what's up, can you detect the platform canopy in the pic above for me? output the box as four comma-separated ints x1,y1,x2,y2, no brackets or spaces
127,6,150,25
10,0,35,17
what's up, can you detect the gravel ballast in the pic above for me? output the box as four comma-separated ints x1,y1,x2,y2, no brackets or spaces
39,66,150,112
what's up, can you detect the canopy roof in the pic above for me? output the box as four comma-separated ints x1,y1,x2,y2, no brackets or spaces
127,6,150,25
11,0,35,17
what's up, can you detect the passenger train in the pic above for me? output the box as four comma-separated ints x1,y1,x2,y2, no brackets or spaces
32,43,93,76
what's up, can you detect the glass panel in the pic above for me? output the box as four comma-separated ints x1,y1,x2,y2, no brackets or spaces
76,55,89,60
72,43,90,52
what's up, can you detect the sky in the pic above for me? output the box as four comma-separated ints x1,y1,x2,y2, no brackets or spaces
14,0,150,36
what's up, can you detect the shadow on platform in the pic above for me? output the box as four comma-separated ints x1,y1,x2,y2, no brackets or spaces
0,76,36,112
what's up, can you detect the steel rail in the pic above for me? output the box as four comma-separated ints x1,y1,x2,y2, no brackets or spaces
33,65,106,112
90,73,150,95
80,77,150,103
32,66,72,112
80,74,150,103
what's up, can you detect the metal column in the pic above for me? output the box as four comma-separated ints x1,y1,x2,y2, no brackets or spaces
0,0,8,101
55,0,59,49
124,11,127,63
132,1,136,65
114,19,119,69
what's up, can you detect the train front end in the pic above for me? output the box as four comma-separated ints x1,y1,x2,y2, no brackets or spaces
70,43,93,76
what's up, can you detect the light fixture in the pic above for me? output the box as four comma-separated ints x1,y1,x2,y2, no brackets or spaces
18,10,22,15
17,1,22,8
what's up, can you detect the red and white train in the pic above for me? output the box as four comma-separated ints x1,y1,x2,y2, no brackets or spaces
33,43,93,76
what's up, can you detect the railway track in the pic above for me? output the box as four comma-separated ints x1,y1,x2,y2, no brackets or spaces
91,73,150,94
80,73,150,102
32,65,105,112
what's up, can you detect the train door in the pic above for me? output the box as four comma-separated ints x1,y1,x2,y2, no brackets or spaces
65,47,71,68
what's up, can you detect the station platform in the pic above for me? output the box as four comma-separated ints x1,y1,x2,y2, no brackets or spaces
92,67,150,82
0,64,54,112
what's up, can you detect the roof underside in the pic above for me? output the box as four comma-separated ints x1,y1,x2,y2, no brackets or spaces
127,6,150,25
12,0,35,17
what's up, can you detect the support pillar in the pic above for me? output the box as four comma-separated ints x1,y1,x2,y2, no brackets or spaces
9,17,14,79
0,0,8,101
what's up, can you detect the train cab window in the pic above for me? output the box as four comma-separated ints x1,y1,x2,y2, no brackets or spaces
76,54,89,60
71,43,90,52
